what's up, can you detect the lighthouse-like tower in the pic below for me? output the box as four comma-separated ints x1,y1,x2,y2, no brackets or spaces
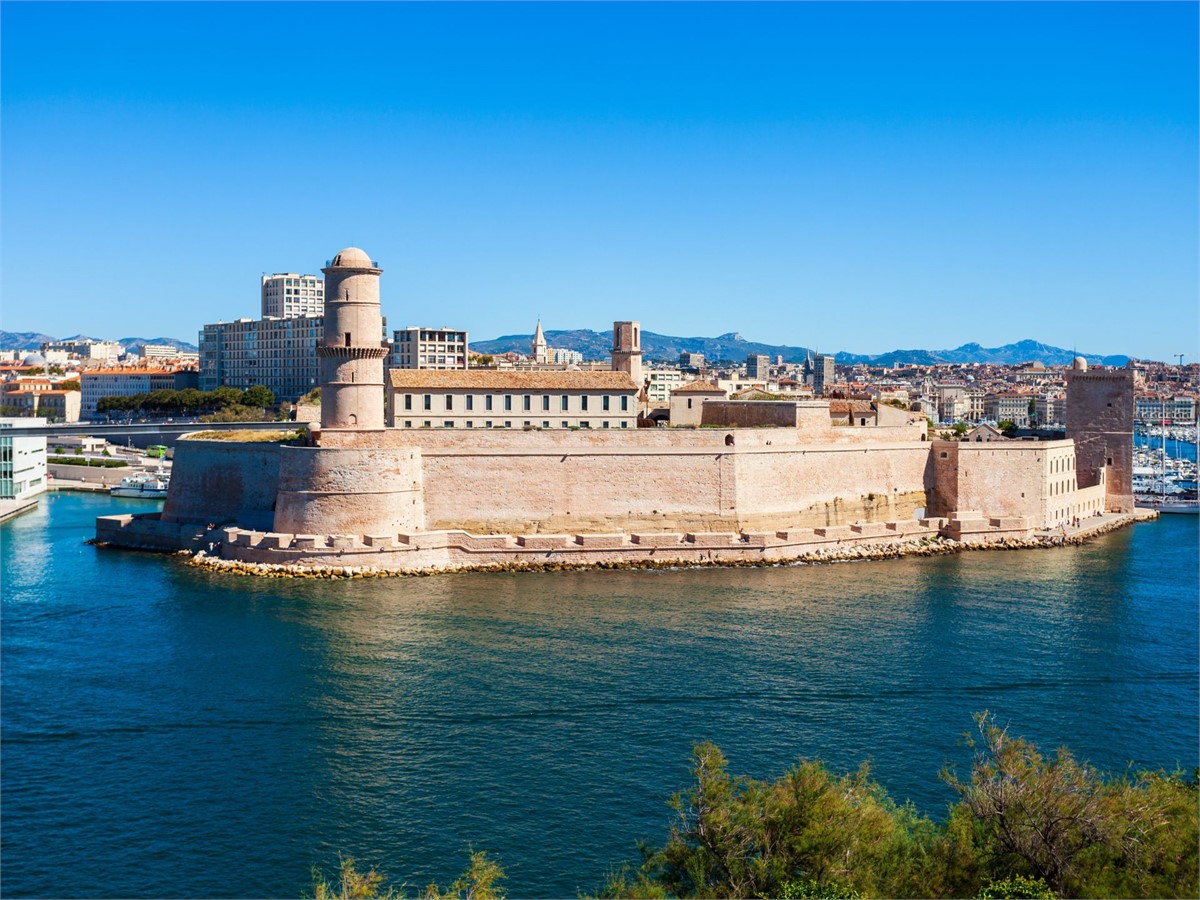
273,245,425,537
318,247,387,430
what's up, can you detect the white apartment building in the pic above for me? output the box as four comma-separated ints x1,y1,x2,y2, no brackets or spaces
42,339,123,361
0,417,48,501
646,368,684,405
1135,395,1197,425
199,315,323,402
386,370,639,429
261,273,324,318
81,368,198,419
139,344,201,365
390,327,468,370
551,347,584,366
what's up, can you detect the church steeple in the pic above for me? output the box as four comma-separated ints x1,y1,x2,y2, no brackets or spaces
532,319,549,365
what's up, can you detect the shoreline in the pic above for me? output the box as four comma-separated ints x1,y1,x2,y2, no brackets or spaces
170,511,1151,580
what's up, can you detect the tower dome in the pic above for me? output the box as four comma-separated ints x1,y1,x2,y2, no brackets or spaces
330,247,374,268
1072,356,1089,372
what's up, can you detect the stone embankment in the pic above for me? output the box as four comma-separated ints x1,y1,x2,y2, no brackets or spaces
170,511,1150,580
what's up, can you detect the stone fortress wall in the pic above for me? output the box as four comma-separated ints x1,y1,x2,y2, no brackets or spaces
104,245,1137,575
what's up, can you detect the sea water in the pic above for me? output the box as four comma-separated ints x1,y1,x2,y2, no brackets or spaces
2,493,1196,898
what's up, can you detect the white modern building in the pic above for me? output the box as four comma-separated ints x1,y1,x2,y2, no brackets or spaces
0,417,47,501
390,327,468,370
261,273,324,318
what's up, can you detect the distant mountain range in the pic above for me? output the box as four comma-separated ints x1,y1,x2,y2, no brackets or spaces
2,327,1131,367
471,330,1130,367
0,332,199,355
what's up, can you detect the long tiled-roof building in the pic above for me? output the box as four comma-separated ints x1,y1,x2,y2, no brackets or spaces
386,369,639,429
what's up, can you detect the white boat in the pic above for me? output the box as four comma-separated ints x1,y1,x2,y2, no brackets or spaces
110,472,170,499
1136,496,1199,515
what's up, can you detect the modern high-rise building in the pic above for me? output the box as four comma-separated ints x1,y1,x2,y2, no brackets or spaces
199,315,323,402
390,327,469,370
261,273,324,318
812,353,836,397
746,354,770,380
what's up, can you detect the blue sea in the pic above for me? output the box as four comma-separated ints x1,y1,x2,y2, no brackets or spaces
2,493,1197,898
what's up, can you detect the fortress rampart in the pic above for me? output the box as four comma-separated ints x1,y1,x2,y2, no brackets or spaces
161,427,932,536
103,245,1137,576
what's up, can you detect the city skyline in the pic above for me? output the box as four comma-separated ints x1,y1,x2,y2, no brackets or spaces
2,2,1196,361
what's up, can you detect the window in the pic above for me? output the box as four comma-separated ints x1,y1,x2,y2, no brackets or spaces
621,396,629,411
466,396,474,411
446,395,454,410
562,421,569,428
466,421,473,428
404,421,412,428
424,394,432,411
581,396,588,411
444,421,454,428
504,421,512,428
344,332,351,347
603,396,610,411
524,395,531,411
486,421,493,428
486,395,493,411
621,421,628,428
603,421,610,428
543,421,549,428
581,421,590,428
542,395,550,411
687,399,693,409
561,395,569,411
504,396,512,411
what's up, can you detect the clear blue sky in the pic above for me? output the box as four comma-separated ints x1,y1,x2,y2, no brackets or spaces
2,1,1196,361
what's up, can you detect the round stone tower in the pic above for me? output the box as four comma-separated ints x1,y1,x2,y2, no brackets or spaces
318,247,388,430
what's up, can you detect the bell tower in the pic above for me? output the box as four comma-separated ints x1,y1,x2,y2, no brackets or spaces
318,247,387,430
611,320,643,387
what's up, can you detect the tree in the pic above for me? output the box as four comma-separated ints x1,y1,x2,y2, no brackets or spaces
242,385,275,410
997,419,1018,437
59,379,80,391
943,712,1198,898
209,386,245,410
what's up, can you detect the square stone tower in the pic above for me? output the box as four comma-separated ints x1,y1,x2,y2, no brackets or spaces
611,320,643,388
1065,358,1135,512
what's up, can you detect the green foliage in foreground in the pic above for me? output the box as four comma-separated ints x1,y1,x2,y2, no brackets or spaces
314,715,1198,900
600,714,1197,899
310,850,504,900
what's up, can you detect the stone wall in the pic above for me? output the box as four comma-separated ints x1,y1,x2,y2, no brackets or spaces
273,445,424,535
928,438,1089,529
160,438,282,530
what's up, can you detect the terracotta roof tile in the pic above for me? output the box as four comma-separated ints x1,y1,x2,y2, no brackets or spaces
672,381,726,394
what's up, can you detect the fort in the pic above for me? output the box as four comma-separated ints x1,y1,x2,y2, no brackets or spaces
95,247,1141,575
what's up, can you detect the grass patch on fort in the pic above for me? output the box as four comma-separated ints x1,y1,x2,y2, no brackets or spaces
186,429,300,443
313,713,1198,899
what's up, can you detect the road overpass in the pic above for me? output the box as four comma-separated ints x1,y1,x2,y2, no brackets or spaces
0,421,294,449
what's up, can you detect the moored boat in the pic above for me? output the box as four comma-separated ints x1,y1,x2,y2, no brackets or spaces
110,472,170,499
